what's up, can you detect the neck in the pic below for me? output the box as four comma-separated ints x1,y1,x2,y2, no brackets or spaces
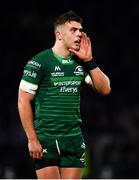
52,42,71,58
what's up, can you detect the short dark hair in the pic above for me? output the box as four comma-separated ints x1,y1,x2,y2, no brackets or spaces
53,10,82,30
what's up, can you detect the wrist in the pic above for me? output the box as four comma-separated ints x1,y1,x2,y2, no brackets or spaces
27,133,37,141
84,59,97,70
84,56,93,62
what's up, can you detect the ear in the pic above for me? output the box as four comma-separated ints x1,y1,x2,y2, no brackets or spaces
55,31,62,40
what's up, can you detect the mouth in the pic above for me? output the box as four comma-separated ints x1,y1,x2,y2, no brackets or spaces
74,39,81,46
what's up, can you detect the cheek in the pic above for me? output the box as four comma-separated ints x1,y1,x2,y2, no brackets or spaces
65,32,74,40
62,33,75,46
68,35,75,44
64,36,73,45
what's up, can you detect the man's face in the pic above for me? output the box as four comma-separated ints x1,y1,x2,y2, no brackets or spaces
58,21,83,51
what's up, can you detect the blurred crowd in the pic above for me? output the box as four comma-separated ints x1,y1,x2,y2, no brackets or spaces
0,0,139,178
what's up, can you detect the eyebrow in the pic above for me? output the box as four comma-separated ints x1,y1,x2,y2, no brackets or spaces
70,27,83,32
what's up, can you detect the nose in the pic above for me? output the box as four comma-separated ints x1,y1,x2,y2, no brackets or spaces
77,29,82,37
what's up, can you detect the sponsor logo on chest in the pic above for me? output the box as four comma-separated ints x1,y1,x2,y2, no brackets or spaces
51,65,84,77
51,66,64,77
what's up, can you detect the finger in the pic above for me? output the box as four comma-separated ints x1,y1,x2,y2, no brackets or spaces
81,32,86,45
29,151,34,157
36,152,42,159
85,33,90,46
38,150,43,158
87,37,92,51
69,49,80,57
69,48,77,54
82,33,89,48
32,152,40,159
30,152,37,159
83,33,87,42
40,151,43,158
87,37,91,46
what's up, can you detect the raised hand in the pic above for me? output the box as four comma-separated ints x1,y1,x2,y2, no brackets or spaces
69,32,93,61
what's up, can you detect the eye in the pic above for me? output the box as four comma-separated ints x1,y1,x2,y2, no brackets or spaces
71,28,77,32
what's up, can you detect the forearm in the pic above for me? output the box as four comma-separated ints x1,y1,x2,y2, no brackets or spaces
18,99,37,141
89,67,111,95
18,96,43,159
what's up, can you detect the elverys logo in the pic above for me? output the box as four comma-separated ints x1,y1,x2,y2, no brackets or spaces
74,66,84,76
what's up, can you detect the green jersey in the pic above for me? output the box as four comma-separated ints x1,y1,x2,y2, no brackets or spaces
20,49,87,138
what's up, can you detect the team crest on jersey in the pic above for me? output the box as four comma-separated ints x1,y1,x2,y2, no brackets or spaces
51,66,64,77
74,66,84,76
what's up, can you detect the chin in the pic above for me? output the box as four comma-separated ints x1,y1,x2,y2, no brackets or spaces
70,45,80,51
74,46,80,51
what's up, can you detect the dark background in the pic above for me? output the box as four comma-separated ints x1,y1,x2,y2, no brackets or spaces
0,0,139,178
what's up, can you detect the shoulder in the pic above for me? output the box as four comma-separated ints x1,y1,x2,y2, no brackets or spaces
26,48,52,68
35,48,52,60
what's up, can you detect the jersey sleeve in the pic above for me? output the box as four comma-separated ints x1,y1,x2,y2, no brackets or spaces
19,56,44,94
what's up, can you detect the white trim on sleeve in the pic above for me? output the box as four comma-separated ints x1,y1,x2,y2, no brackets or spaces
19,79,38,95
85,75,91,84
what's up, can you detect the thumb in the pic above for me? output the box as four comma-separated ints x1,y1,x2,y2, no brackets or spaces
69,48,77,54
69,49,80,56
